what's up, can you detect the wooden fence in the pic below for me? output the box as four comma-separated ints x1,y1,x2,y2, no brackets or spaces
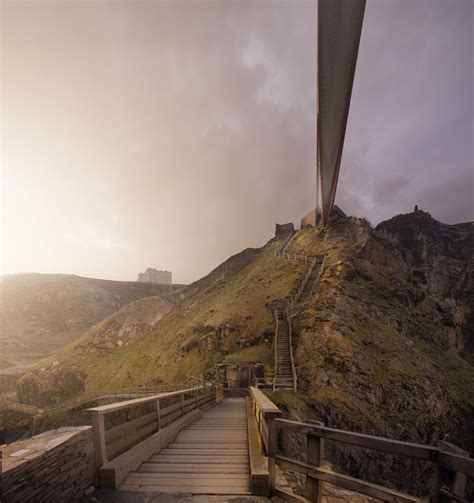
249,387,473,503
87,383,220,489
282,256,325,317
2,394,43,416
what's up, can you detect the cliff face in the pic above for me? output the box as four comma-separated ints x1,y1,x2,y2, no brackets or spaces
275,212,473,496
376,211,474,361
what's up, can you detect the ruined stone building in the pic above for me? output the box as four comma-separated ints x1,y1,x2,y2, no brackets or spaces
137,268,172,284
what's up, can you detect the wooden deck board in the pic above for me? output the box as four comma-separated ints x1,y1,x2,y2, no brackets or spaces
119,397,251,495
119,484,251,494
139,463,250,474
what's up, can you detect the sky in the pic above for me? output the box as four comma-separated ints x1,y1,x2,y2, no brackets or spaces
1,0,473,284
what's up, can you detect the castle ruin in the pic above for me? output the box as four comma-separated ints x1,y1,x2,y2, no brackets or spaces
137,268,172,284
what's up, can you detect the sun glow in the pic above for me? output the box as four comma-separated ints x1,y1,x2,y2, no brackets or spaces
1,167,59,276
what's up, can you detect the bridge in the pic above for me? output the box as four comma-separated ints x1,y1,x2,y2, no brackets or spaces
1,393,43,416
81,383,473,501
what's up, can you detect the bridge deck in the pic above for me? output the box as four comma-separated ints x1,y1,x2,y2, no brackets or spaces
119,397,250,495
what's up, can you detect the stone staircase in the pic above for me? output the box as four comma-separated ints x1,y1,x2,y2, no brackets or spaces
272,230,326,391
298,255,325,301
273,311,295,390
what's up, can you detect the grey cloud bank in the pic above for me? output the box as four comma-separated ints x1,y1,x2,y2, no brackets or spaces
1,0,472,283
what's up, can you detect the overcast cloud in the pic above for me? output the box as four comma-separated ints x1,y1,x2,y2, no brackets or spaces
1,0,472,283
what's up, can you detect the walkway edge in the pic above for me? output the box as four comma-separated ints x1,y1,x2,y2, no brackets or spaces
246,397,270,496
101,405,212,489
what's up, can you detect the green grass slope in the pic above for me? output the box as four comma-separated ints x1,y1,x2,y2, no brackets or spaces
0,273,180,373
0,273,181,371
18,235,306,405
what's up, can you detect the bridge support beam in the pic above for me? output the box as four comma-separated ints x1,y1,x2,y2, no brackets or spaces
316,0,366,224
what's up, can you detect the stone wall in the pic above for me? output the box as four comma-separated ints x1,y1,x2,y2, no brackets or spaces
2,426,96,502
275,223,295,236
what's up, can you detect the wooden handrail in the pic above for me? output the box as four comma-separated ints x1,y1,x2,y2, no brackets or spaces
2,394,43,416
249,390,473,502
287,316,297,391
87,386,204,415
249,387,282,453
273,311,279,391
87,384,215,467
275,418,441,461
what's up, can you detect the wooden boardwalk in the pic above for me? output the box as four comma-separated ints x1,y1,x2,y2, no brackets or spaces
119,397,250,495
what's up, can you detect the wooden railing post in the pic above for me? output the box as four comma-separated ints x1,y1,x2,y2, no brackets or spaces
91,411,107,467
434,441,469,502
268,417,277,493
181,393,185,416
155,398,161,431
305,432,324,502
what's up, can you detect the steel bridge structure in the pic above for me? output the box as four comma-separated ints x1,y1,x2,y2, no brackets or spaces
316,0,366,224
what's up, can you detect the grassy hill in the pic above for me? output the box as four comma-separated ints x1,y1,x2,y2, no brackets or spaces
17,236,306,405
0,273,180,374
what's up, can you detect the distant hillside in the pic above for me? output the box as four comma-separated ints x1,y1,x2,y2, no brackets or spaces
0,274,181,374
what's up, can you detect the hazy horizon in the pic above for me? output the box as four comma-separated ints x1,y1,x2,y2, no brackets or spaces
2,0,473,283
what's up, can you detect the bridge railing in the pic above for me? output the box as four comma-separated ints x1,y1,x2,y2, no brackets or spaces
2,393,43,416
87,383,219,488
249,387,282,454
249,387,474,502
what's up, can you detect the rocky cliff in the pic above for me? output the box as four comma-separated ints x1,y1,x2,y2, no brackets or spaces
273,211,473,496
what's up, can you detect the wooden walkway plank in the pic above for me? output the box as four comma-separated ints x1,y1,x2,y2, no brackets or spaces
138,463,250,474
119,484,251,494
119,397,251,495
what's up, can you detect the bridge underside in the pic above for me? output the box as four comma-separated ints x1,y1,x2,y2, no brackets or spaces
118,398,251,495
317,0,366,224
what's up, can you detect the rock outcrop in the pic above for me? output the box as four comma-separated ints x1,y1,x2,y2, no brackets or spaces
281,212,473,496
376,210,473,360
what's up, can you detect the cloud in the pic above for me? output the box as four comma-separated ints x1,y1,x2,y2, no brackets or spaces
1,0,472,282
64,222,130,251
